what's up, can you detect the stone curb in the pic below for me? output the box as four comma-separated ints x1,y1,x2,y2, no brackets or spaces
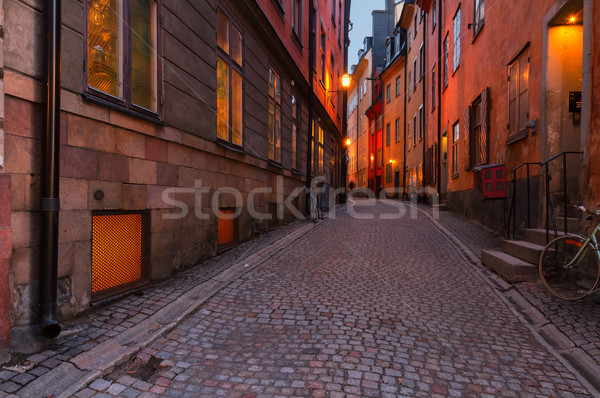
413,205,600,398
15,214,334,398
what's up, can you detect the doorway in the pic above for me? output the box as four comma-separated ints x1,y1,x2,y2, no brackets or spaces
543,0,587,211
441,131,448,201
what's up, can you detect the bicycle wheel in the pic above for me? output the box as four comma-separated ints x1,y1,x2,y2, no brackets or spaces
539,235,600,300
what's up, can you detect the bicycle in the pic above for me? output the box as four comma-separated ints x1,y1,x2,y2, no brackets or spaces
305,185,321,223
539,205,600,300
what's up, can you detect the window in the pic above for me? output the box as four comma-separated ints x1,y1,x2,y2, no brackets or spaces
377,148,382,168
413,57,417,92
217,8,243,146
395,118,400,142
452,121,459,176
408,70,412,100
414,13,418,37
386,123,391,146
339,0,343,45
311,2,317,70
419,44,425,79
292,94,300,170
508,49,529,139
408,28,412,50
396,76,401,97
453,7,461,74
413,115,417,147
466,88,489,168
318,124,324,175
431,64,436,110
291,0,302,41
395,34,401,56
386,84,391,103
474,0,485,37
386,163,393,183
418,106,424,141
432,0,437,31
443,34,449,89
377,115,382,132
370,152,374,170
275,0,285,12
268,67,282,162
408,120,412,148
320,25,326,82
86,0,159,114
331,0,336,23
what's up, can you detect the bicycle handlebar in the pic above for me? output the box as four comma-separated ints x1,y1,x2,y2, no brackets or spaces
573,204,600,216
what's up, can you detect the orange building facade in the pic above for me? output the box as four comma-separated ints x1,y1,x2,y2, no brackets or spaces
416,0,598,234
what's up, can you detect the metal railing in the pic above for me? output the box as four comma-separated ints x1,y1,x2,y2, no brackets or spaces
507,162,541,240
507,151,583,243
541,151,583,244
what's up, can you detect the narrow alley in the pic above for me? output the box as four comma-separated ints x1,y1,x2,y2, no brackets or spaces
62,201,596,398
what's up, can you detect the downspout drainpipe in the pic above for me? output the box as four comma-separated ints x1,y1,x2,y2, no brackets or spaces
402,31,407,195
422,15,427,197
307,2,315,185
40,0,62,339
436,0,442,197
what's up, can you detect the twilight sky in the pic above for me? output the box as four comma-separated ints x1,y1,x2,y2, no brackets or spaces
347,0,386,69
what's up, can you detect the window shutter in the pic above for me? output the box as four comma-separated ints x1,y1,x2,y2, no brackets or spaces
481,87,490,164
464,105,472,170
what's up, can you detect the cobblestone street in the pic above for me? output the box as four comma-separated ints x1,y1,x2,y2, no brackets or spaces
72,200,595,397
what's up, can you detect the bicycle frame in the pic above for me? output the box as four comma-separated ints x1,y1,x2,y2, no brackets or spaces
563,223,600,294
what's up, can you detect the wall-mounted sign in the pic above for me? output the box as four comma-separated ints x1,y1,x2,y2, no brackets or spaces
569,91,582,113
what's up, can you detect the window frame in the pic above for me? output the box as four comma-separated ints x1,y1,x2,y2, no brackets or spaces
507,47,530,141
431,63,436,111
443,33,449,90
268,66,282,163
413,57,417,92
386,123,391,146
291,93,301,171
395,118,400,142
453,6,461,75
291,0,303,45
84,0,162,119
386,84,391,103
413,114,417,147
395,76,401,97
419,43,425,80
452,121,459,177
473,0,485,39
216,5,245,147
418,105,424,141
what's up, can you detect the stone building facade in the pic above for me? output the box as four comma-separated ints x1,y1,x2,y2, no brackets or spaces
0,0,348,360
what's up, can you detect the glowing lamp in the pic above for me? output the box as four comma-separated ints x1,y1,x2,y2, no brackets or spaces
342,74,352,88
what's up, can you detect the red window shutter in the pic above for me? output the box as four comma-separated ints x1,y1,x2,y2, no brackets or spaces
464,105,473,170
481,87,490,164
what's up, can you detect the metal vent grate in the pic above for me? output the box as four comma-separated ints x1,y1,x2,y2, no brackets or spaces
91,211,150,302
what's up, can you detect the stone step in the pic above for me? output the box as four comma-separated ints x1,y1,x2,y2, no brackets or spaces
521,228,567,246
481,250,539,283
501,239,545,265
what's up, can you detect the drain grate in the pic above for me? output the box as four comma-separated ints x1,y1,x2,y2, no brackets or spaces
91,210,150,302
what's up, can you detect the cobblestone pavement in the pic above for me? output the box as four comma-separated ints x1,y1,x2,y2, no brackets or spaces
417,204,600,382
0,220,309,397
74,200,594,397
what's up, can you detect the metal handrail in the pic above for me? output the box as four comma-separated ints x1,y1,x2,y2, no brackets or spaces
507,162,541,240
542,151,583,244
540,151,583,167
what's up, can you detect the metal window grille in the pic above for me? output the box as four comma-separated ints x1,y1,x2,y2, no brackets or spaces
91,210,150,302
